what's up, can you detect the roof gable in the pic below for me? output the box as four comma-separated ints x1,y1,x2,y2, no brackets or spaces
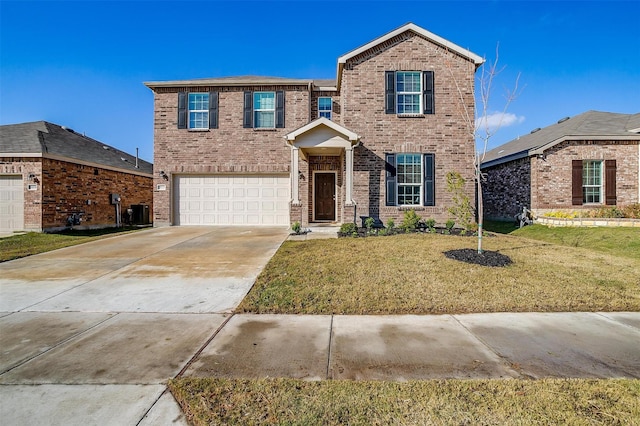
338,22,484,67
0,121,153,175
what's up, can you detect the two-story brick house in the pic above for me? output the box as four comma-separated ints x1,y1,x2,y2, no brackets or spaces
145,23,483,227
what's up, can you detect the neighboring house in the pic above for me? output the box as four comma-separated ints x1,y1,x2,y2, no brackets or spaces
481,111,640,221
145,23,484,227
0,121,154,232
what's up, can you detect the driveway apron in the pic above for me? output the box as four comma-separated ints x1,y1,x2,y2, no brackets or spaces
0,226,288,425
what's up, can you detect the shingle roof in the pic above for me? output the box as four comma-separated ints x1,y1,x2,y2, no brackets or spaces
0,121,153,175
482,111,640,168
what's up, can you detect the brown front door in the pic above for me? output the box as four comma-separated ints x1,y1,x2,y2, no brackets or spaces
314,173,335,221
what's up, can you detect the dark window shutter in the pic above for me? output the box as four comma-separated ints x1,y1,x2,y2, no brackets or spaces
385,153,396,206
423,71,434,115
243,91,253,128
605,159,617,205
385,71,395,114
572,160,583,205
178,92,187,129
275,90,285,128
423,153,435,206
209,91,218,129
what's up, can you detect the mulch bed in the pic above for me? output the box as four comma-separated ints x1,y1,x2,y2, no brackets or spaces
443,248,513,267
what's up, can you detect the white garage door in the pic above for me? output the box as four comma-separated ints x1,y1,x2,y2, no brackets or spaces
174,174,290,225
0,175,24,233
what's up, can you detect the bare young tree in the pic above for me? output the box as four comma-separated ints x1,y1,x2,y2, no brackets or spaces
447,45,521,253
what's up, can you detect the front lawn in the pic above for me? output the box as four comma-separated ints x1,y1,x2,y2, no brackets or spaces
169,377,640,426
0,227,145,262
237,231,640,315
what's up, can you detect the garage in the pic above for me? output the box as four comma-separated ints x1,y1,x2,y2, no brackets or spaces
173,174,290,226
0,175,24,233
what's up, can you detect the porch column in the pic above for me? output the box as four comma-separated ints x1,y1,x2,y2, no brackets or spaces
345,146,354,205
291,147,300,204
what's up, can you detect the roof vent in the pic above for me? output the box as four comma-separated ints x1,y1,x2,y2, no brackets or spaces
530,128,541,134
61,126,75,133
557,117,570,123
102,146,109,150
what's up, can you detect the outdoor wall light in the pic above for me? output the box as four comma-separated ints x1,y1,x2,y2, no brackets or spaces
159,170,169,181
28,173,39,183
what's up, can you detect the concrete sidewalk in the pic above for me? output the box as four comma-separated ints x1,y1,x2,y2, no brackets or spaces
183,312,640,381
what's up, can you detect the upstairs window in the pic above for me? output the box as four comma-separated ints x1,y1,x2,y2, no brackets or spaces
385,71,434,115
318,97,332,120
243,90,285,129
177,92,218,130
396,72,421,114
188,93,209,129
254,92,275,128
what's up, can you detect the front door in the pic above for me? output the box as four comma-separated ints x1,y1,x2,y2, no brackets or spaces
314,173,335,221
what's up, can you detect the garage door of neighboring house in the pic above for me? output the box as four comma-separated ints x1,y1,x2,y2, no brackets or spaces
174,175,290,226
0,175,24,233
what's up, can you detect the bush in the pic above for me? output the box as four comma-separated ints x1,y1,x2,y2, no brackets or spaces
400,210,421,233
425,218,436,232
386,218,395,229
543,211,578,219
445,171,474,231
445,219,455,233
291,221,301,234
339,222,358,236
621,203,640,219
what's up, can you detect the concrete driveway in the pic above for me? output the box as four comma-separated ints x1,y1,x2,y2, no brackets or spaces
0,226,288,425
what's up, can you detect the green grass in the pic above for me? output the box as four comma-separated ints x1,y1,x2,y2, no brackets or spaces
169,377,640,426
0,227,145,262
512,225,640,259
237,232,640,315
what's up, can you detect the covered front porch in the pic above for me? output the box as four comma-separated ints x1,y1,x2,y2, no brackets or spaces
285,118,360,226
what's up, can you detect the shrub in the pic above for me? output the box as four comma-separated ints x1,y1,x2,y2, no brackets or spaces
621,203,640,219
400,209,421,233
339,222,358,236
425,218,436,231
386,218,395,229
445,219,455,233
543,211,578,219
291,221,301,234
585,206,624,219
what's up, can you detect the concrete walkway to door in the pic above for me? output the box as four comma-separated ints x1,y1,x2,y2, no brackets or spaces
0,226,289,425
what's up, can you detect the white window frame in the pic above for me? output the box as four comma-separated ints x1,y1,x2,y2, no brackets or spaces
396,71,422,115
318,97,332,120
188,93,209,129
254,91,275,129
583,160,603,204
396,153,423,206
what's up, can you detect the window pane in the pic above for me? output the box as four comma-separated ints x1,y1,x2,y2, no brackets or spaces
189,111,208,129
319,97,332,110
188,93,209,111
254,92,275,110
255,111,275,128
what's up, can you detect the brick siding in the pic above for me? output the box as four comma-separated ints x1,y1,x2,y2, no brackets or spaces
341,32,477,225
1,157,153,231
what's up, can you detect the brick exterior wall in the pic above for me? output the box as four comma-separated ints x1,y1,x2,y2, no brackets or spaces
1,157,153,231
340,32,477,224
482,158,531,221
150,30,478,227
531,140,639,215
1,158,43,231
482,140,639,220
152,85,310,226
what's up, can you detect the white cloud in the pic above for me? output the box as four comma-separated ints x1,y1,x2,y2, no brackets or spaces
476,112,525,133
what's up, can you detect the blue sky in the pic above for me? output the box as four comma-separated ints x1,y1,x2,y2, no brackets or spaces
1,0,639,162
